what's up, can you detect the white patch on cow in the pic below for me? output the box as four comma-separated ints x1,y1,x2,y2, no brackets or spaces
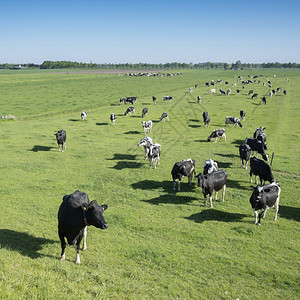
82,226,87,251
209,195,213,208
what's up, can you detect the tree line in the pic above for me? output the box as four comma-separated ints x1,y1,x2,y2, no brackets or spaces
0,60,299,70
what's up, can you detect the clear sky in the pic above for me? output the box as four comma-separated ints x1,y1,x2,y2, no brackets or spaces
1,0,299,64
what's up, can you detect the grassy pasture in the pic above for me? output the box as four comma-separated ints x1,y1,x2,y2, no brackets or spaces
0,69,299,299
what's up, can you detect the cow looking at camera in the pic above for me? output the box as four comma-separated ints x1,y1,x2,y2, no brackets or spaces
171,159,196,192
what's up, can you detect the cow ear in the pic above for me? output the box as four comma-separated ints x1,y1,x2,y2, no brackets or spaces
101,204,108,211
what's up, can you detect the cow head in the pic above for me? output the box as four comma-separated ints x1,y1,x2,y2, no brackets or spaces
83,200,108,229
195,173,205,188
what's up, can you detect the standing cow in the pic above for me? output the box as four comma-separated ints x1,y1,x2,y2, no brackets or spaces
239,143,251,169
250,157,274,185
240,110,246,121
81,110,87,120
54,130,66,152
249,182,281,225
196,170,227,207
110,113,116,125
58,190,108,264
171,159,196,192
202,111,210,127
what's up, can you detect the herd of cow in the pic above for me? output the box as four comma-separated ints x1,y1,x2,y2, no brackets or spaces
55,74,285,265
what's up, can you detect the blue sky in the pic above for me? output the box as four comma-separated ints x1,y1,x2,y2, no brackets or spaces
1,0,299,64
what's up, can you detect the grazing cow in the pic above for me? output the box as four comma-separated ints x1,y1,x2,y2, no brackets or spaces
202,111,210,127
226,89,231,96
239,143,251,169
245,137,268,161
249,182,281,225
138,136,153,159
249,157,274,185
163,96,173,102
262,96,267,104
142,107,148,118
248,90,254,95
124,106,135,116
240,110,246,121
142,120,153,134
58,190,108,264
209,89,216,94
126,97,137,104
251,93,258,99
160,112,169,122
283,90,287,96
110,113,116,125
277,87,282,93
148,143,161,169
253,127,267,147
225,116,243,127
203,159,218,175
196,170,227,207
197,96,201,103
81,110,87,120
54,130,66,152
220,88,226,95
152,96,157,104
207,129,226,142
171,159,196,192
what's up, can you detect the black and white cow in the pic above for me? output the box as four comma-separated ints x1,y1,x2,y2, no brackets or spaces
283,90,287,96
171,159,196,192
54,130,66,152
163,96,173,102
126,97,137,105
251,93,258,99
245,137,268,161
110,113,116,125
202,111,210,127
220,88,226,95
225,116,243,127
240,110,246,121
203,159,219,175
207,129,226,142
239,143,251,169
160,112,169,122
248,90,254,95
124,106,135,116
197,96,202,103
262,96,267,104
253,127,267,147
81,110,87,120
152,96,157,104
249,157,274,185
196,170,227,208
142,107,148,118
142,120,152,134
138,136,153,159
209,89,216,94
58,190,108,264
120,97,126,104
148,143,161,169
249,182,281,225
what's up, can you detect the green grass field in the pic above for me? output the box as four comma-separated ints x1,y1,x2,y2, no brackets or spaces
0,68,299,299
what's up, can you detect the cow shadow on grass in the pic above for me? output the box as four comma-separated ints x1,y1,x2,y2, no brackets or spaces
231,139,245,145
143,194,198,206
216,161,233,169
189,119,200,123
195,139,208,143
131,180,197,194
0,229,57,259
30,145,55,152
189,124,201,128
124,130,140,135
215,153,238,158
108,154,137,160
279,205,300,222
111,161,143,170
68,119,80,122
96,122,109,126
186,209,248,223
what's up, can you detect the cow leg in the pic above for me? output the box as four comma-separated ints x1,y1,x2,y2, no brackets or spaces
203,195,207,206
178,181,181,192
59,232,66,261
253,209,258,224
188,174,193,187
215,138,217,143
274,200,279,221
209,195,213,208
64,141,66,150
222,185,226,201
75,236,83,265
173,181,177,191
255,176,258,185
215,191,218,200
245,161,248,169
241,159,243,168
250,171,253,183
82,226,87,251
